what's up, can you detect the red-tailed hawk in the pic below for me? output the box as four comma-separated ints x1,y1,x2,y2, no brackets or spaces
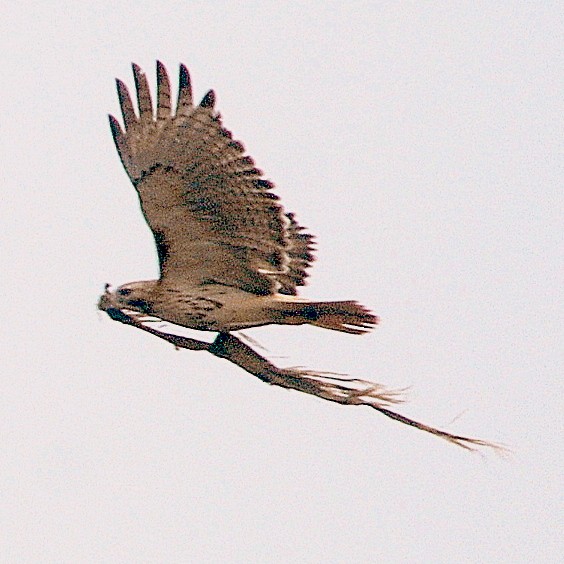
104,61,376,334
99,62,501,452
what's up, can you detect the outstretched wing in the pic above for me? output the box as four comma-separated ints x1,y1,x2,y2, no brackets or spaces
109,61,314,295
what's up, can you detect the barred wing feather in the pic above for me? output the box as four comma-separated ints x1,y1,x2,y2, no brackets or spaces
109,62,314,295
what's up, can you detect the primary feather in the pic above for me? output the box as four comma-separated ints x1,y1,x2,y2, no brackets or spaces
109,62,314,296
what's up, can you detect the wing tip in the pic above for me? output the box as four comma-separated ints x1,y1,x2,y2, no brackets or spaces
179,63,191,89
200,89,216,108
108,114,123,137
257,178,275,190
115,78,127,95
177,63,193,109
156,60,165,77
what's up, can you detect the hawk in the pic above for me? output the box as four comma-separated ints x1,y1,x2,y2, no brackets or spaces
103,61,377,335
99,62,501,452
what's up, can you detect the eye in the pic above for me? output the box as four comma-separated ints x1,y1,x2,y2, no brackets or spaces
117,288,132,296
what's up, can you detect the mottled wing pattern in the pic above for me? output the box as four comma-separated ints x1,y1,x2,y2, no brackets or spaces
109,62,315,295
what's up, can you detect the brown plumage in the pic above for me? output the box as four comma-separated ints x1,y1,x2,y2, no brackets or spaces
106,62,378,335
99,62,502,452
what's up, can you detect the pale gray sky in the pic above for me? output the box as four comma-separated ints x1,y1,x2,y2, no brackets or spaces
1,2,562,563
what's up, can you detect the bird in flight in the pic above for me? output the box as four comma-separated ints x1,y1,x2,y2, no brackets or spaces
104,61,377,335
99,62,502,452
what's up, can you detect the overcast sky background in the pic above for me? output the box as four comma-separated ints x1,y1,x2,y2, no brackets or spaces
1,2,562,563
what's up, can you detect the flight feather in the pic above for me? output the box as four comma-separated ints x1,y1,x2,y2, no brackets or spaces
109,62,315,295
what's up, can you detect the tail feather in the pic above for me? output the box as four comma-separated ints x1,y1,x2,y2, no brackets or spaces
279,300,379,335
308,301,379,334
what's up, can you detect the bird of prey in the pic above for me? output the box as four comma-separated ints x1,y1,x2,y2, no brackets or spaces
104,61,377,335
99,62,501,452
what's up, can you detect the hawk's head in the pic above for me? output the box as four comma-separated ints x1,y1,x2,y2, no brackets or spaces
99,281,158,314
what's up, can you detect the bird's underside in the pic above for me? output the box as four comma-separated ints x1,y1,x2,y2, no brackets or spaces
108,278,378,334
99,62,504,453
